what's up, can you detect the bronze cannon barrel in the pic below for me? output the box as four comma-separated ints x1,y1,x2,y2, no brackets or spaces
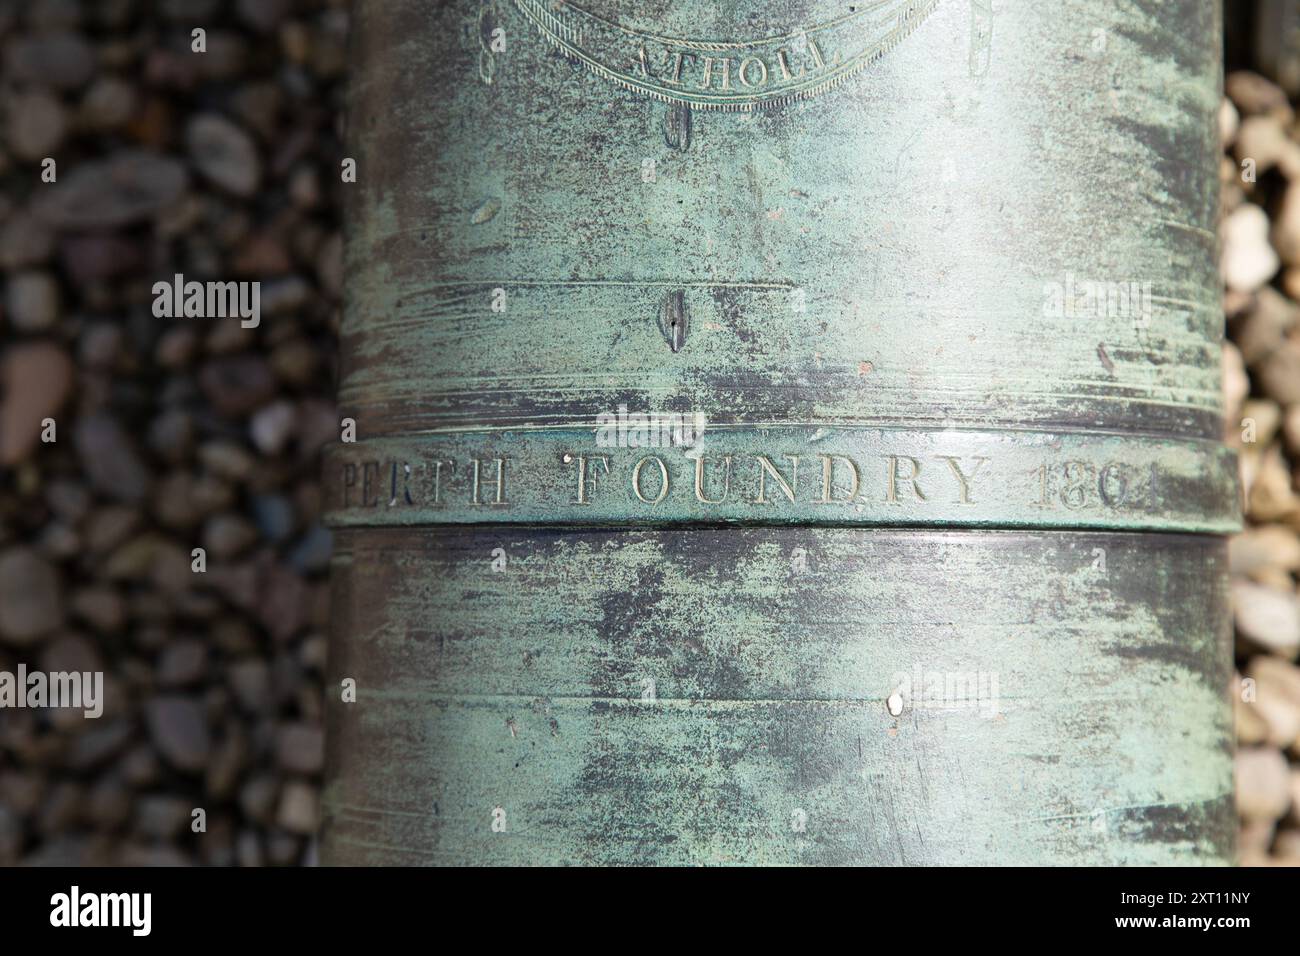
321,0,1238,864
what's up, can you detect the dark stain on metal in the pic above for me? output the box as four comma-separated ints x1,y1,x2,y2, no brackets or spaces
1115,794,1236,850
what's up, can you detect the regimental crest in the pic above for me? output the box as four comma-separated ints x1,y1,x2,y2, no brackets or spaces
515,0,941,111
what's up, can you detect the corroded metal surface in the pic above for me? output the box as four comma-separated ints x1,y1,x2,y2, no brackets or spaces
323,0,1234,865
337,0,1225,441
325,527,1233,865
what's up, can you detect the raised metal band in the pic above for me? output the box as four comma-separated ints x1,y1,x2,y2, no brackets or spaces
321,425,1240,533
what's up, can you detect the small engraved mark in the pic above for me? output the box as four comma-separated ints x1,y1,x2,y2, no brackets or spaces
1097,343,1115,374
663,103,692,151
479,0,503,85
471,197,502,224
659,289,689,353
970,0,993,78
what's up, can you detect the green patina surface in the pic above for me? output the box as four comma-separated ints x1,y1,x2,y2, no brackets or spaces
324,527,1233,865
339,0,1224,441
323,0,1234,865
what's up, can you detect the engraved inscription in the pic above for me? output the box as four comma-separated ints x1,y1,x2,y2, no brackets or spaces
513,0,940,110
323,426,1238,532
1032,460,1158,513
334,448,1174,516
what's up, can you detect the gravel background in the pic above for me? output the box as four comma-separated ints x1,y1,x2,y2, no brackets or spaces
1222,6,1300,869
0,0,1296,866
0,0,346,866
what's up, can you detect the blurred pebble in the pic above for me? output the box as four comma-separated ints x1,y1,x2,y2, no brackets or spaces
1237,747,1293,822
4,270,60,331
250,399,296,455
74,412,152,503
35,151,188,230
145,697,212,774
275,723,324,775
186,113,262,198
0,342,73,465
1233,580,1300,656
251,494,296,542
6,88,68,162
198,355,277,418
1222,203,1280,292
4,31,96,90
276,780,319,835
0,547,63,645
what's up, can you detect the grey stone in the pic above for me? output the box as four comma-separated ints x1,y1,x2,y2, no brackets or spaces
186,113,261,197
0,547,63,645
74,413,152,503
35,151,188,230
144,696,211,773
